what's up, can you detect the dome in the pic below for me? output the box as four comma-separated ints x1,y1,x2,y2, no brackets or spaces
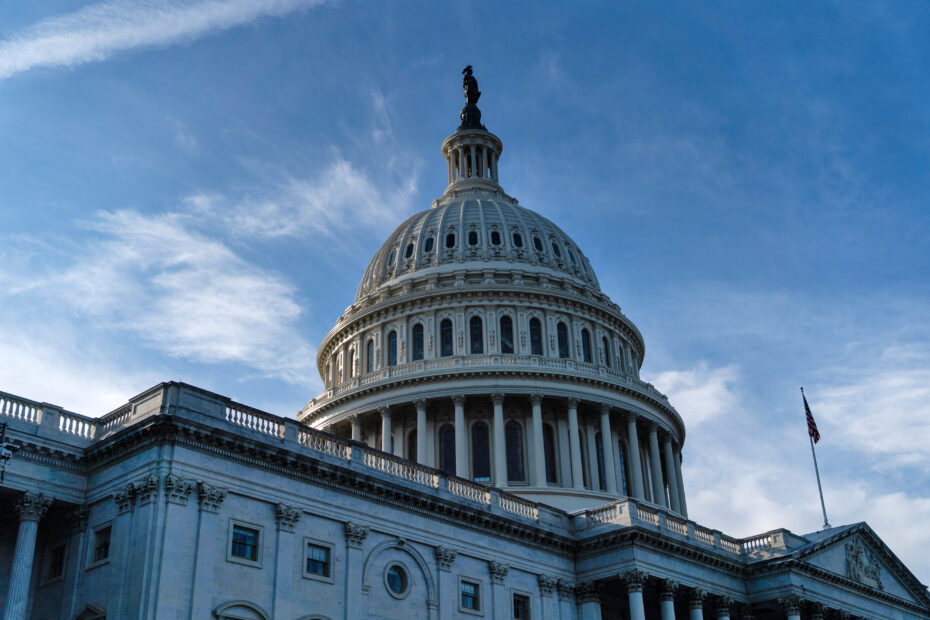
355,194,601,304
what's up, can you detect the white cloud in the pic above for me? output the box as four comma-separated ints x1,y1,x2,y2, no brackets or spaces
650,362,740,426
0,0,325,81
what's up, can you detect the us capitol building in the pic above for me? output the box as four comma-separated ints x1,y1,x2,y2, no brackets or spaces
1,69,928,620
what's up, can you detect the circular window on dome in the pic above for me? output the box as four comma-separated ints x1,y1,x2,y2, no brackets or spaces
533,236,543,252
512,232,523,248
384,563,410,599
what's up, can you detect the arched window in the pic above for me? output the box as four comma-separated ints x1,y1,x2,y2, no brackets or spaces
440,318,453,357
468,230,478,246
533,236,543,252
595,432,606,491
543,423,558,484
469,316,483,354
557,322,569,359
412,324,424,361
602,336,611,368
505,421,525,482
529,318,543,355
407,430,417,462
471,422,490,482
568,248,576,265
347,349,355,378
499,316,514,354
424,237,434,252
445,233,456,248
581,329,592,363
387,331,397,367
438,425,455,475
551,241,562,258
490,230,501,245
404,242,414,259
366,339,374,373
512,232,523,248
388,249,396,266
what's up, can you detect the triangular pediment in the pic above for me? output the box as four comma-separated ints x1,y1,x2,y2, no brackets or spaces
794,523,929,606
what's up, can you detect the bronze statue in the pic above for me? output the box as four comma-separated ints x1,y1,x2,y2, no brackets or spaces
462,65,481,105
459,65,485,130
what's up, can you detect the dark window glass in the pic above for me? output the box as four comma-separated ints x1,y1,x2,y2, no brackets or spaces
514,594,531,620
404,243,414,259
47,544,66,579
551,241,562,258
439,425,456,475
445,233,456,248
505,421,525,482
581,329,592,363
557,322,569,359
469,316,483,354
543,424,558,484
468,230,478,246
412,324,424,361
388,249,396,266
512,232,523,248
387,565,407,594
490,230,501,245
424,237,434,252
533,236,543,252
231,525,258,562
472,422,490,482
596,432,606,491
568,248,576,264
306,543,330,577
617,345,626,371
366,340,374,373
499,316,514,354
602,337,610,368
440,319,454,357
408,430,417,462
387,331,398,367
461,581,480,610
529,318,543,355
617,440,629,496
93,527,111,563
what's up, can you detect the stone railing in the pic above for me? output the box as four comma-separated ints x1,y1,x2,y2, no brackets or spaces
448,476,492,505
362,449,440,489
498,492,540,521
0,391,43,425
58,410,96,439
298,428,351,461
225,403,284,438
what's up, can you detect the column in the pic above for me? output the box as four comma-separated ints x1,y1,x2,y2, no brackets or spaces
778,595,802,620
491,152,498,182
189,483,228,618
622,570,647,620
585,422,600,490
435,547,458,618
415,400,428,466
537,575,559,619
65,505,89,617
557,580,574,619
808,602,826,620
714,597,733,620
556,417,573,486
599,404,618,493
492,394,507,486
530,395,547,486
380,406,392,453
271,504,301,618
675,448,688,517
648,424,667,507
453,395,467,477
458,148,466,178
344,523,369,618
447,152,454,184
576,581,602,620
482,147,489,179
469,145,476,177
488,561,511,616
626,414,645,499
663,435,682,513
689,589,706,620
350,414,362,442
659,579,678,620
3,491,52,620
567,398,584,489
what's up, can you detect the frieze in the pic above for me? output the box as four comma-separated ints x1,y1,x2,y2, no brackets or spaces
845,539,884,591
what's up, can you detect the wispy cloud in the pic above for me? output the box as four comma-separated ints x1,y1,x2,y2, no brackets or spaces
651,362,739,426
0,0,325,81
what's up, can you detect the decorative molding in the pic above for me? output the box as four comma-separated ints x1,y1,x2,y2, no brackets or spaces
575,580,599,604
557,579,574,602
690,588,707,610
113,483,137,514
778,595,802,616
807,602,826,620
348,413,361,426
488,560,509,584
413,399,427,412
490,393,505,406
621,569,647,593
537,574,558,597
846,538,884,591
345,521,369,548
435,546,457,572
715,596,734,618
529,394,543,406
600,402,611,415
197,482,228,513
451,394,466,406
566,397,579,409
164,474,196,506
276,503,302,532
15,491,51,522
69,504,89,534
378,405,391,419
658,579,678,602
134,473,160,505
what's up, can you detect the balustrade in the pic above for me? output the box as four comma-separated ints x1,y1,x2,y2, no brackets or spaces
225,403,284,438
298,428,350,461
498,491,539,520
362,447,439,489
0,392,41,424
448,477,492,505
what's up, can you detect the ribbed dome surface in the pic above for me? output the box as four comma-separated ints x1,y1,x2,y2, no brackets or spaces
355,194,601,302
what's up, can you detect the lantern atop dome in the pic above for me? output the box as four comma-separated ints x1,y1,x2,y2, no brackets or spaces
443,66,503,192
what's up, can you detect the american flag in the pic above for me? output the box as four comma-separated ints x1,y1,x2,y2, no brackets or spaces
803,392,820,444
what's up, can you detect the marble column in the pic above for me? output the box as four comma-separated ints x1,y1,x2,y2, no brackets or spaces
453,395,467,477
663,434,682,513
714,597,733,620
689,588,706,620
576,581,602,620
648,424,667,507
482,148,489,179
379,406,392,453
492,394,507,486
530,395,547,486
675,448,688,517
414,399,427,465
567,398,585,489
3,491,52,620
621,570,647,620
659,579,678,620
435,547,458,618
349,414,362,442
469,145,476,177
779,595,802,620
625,414,645,499
808,602,826,620
599,404,618,493
344,523,369,618
585,422,600,490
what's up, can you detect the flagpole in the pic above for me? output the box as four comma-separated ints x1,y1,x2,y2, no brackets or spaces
801,387,830,529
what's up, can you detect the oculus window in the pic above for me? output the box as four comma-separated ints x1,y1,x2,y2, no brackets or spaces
385,564,409,598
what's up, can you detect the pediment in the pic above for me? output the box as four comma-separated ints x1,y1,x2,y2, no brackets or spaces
795,525,928,606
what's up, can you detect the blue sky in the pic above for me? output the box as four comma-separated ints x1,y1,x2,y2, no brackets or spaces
1,0,929,582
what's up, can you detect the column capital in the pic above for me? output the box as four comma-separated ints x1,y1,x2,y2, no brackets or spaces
621,569,648,593
68,504,89,534
164,473,196,506
566,397,579,409
378,405,391,418
15,491,51,522
658,579,678,602
807,602,826,620
348,413,362,425
435,546,457,572
344,521,369,548
197,481,228,513
413,399,427,411
714,596,734,618
575,580,600,604
451,394,466,406
600,402,611,415
826,609,851,620
737,603,757,620
276,503,302,532
537,574,558,597
530,394,544,406
689,588,707,610
778,595,802,616
488,560,510,584
113,482,137,514
557,579,575,602
490,393,505,406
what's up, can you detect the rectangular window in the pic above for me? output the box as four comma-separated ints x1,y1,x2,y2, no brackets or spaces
305,542,331,577
92,526,111,564
46,544,66,580
231,524,259,562
513,593,531,620
461,580,480,611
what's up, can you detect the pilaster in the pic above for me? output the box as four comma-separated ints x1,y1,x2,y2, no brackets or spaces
3,491,52,620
